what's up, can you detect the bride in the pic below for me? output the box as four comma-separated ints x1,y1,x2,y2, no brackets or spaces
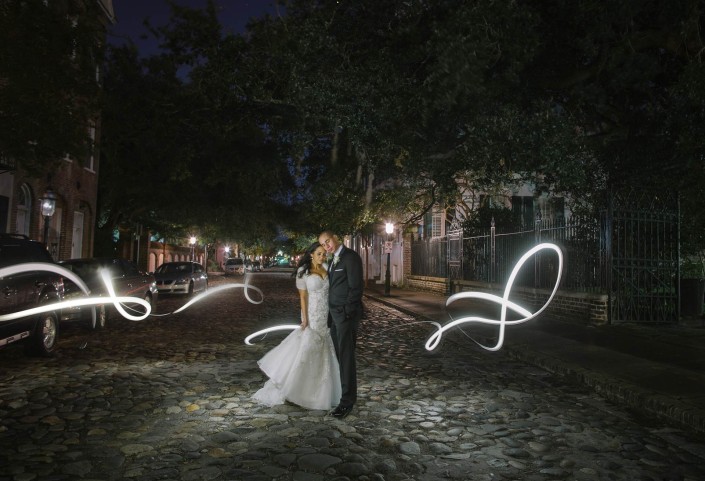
252,242,342,410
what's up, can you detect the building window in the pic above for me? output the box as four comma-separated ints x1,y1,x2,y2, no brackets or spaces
424,209,444,238
431,211,443,238
16,184,31,236
0,195,8,234
512,195,565,226
511,196,535,228
86,123,96,171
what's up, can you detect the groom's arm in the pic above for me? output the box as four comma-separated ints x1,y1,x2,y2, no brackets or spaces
345,252,364,312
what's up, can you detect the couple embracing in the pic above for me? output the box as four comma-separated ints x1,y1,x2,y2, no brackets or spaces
253,230,363,419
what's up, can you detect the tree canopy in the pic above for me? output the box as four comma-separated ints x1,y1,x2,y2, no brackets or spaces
97,0,705,252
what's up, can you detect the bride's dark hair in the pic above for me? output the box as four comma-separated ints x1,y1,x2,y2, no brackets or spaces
294,241,325,278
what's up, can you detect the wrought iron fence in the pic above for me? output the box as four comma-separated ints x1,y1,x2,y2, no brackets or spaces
411,236,447,278
605,190,679,323
410,190,679,323
412,216,605,292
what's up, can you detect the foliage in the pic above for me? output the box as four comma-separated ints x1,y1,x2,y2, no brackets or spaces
238,0,545,234
96,0,705,253
99,2,295,248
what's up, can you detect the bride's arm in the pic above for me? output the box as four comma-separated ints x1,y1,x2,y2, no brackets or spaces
298,289,309,329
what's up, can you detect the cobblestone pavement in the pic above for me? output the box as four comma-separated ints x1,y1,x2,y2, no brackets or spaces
1,271,705,481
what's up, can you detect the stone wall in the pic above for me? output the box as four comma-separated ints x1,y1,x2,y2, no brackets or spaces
407,275,449,295
450,280,609,325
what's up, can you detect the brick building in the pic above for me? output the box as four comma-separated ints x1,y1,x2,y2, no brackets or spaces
0,0,115,260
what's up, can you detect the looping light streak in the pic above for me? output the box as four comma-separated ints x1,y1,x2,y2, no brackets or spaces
0,263,263,325
244,324,299,345
167,282,263,315
425,243,563,352
0,262,103,325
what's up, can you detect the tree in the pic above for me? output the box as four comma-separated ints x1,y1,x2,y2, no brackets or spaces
99,1,296,249
239,0,548,232
522,0,705,191
100,0,705,250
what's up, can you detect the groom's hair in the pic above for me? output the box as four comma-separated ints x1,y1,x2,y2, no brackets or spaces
319,230,338,241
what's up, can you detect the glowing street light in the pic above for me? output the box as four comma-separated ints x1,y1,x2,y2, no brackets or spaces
384,222,394,296
189,236,197,261
40,188,57,247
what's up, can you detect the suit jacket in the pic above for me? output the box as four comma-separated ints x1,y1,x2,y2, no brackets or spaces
328,245,364,319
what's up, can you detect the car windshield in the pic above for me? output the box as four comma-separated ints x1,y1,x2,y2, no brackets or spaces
0,242,53,267
62,260,120,279
156,263,191,274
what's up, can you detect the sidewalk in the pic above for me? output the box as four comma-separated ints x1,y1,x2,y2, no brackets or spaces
364,282,705,436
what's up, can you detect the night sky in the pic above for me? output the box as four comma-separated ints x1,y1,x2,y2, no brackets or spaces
108,0,282,55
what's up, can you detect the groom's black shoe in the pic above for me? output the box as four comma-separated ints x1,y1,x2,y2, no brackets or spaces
330,405,352,419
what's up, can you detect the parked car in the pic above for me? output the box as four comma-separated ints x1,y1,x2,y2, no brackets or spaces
153,261,208,295
59,257,158,328
0,234,64,356
251,260,261,272
224,257,245,276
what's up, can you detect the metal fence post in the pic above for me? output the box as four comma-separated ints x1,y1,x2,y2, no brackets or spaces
534,208,542,288
490,217,496,284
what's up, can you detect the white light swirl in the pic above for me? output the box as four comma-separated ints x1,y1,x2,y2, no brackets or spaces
0,262,152,323
425,243,563,352
244,324,299,345
169,282,263,315
0,264,264,324
98,269,152,321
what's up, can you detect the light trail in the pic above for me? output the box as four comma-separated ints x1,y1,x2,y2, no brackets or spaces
425,243,564,352
0,263,263,324
244,324,300,345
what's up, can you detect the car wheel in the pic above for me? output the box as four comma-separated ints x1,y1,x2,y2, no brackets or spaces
143,293,154,314
94,305,107,330
28,311,59,357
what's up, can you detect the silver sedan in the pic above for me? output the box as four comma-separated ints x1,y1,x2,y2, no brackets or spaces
153,262,208,295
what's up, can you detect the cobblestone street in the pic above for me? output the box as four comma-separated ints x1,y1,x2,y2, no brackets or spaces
1,270,704,481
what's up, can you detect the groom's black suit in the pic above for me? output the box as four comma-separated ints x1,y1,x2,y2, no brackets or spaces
328,245,364,408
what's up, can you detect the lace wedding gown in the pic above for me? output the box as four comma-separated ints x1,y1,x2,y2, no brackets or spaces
253,268,341,410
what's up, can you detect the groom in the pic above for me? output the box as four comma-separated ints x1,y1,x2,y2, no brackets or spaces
319,230,363,418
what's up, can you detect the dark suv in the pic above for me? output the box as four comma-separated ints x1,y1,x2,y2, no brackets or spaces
0,234,64,356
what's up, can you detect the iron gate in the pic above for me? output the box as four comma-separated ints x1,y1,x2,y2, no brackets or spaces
605,190,679,324
447,219,463,280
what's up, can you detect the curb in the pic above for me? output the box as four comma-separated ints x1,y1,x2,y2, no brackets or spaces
365,293,705,436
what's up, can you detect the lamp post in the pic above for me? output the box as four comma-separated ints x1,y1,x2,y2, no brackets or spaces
384,222,394,296
189,236,196,262
40,188,57,247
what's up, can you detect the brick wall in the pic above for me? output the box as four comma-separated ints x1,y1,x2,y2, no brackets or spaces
402,232,412,286
407,275,450,295
9,159,98,261
450,280,608,325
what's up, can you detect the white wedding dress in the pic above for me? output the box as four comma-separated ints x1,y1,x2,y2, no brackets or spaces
252,267,341,410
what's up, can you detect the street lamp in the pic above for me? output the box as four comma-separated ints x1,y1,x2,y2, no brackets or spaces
189,236,196,261
40,188,57,246
384,222,394,296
